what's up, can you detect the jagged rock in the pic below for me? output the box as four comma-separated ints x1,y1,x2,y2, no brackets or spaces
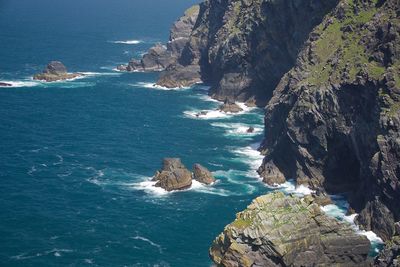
257,160,286,185
0,82,12,87
153,158,192,191
193,164,215,185
119,5,200,75
210,192,371,267
218,99,243,113
246,127,255,133
33,61,82,82
258,0,400,243
374,235,400,266
156,64,201,88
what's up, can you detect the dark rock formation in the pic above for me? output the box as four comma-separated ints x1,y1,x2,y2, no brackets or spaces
210,192,371,267
218,99,243,113
0,82,12,87
246,127,255,133
33,61,82,82
118,5,201,84
153,158,192,191
375,235,400,266
193,163,215,185
158,0,338,105
257,0,400,245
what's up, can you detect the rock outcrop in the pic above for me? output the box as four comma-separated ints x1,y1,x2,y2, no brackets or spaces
153,158,192,191
210,192,371,266
218,99,243,113
119,5,201,88
152,158,215,191
375,235,400,266
33,61,82,82
257,0,400,245
193,163,215,185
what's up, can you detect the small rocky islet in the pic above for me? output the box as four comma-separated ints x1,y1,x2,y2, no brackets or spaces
33,61,83,82
152,158,215,191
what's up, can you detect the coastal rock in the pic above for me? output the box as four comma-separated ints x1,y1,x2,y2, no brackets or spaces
33,61,82,82
258,0,400,244
246,127,254,133
119,5,200,75
374,235,400,266
218,99,243,113
209,192,371,267
193,164,215,185
0,82,12,87
153,158,192,191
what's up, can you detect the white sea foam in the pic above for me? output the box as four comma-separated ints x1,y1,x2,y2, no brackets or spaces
211,122,263,137
272,180,315,196
0,80,40,88
321,198,384,248
183,109,229,119
11,249,73,260
131,235,163,253
130,82,191,91
112,40,142,45
231,143,264,177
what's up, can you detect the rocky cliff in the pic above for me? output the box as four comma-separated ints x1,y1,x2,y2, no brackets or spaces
258,0,400,246
210,192,371,266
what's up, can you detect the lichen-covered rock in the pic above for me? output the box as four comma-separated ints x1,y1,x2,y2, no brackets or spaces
210,192,371,267
193,163,215,185
33,61,82,82
258,0,400,243
153,158,192,191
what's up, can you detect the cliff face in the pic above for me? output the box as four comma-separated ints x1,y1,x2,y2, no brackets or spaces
158,0,338,105
210,192,371,267
258,0,400,242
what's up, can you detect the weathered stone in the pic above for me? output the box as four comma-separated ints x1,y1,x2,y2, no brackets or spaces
210,192,371,266
218,99,243,113
153,158,192,191
193,164,215,185
33,61,83,82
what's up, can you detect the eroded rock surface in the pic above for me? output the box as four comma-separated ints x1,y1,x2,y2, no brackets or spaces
193,163,215,185
153,158,192,191
33,61,82,82
210,192,371,267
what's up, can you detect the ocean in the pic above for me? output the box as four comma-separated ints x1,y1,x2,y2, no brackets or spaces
0,0,383,266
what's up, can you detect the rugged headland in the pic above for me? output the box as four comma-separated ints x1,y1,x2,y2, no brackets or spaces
122,0,400,265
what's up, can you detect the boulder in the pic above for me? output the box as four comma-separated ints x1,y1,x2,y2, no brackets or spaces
218,99,243,113
33,61,82,82
153,158,192,191
193,164,215,185
210,192,371,267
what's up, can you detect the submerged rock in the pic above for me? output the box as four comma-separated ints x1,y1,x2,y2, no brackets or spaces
218,99,243,113
0,82,12,87
193,164,215,185
33,61,82,82
246,127,255,133
153,158,192,191
210,192,370,267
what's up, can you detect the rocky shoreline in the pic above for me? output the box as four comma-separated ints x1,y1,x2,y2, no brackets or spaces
119,0,399,265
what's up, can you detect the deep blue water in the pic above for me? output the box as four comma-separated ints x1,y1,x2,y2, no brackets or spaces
0,1,271,266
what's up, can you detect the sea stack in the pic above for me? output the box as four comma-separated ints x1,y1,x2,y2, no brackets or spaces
152,158,216,191
193,164,215,185
33,61,83,82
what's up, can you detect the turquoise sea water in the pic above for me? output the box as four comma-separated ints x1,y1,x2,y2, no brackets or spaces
0,0,383,266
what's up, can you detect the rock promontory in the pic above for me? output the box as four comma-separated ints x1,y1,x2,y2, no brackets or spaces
210,192,370,267
33,61,83,82
153,158,215,191
218,99,243,113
